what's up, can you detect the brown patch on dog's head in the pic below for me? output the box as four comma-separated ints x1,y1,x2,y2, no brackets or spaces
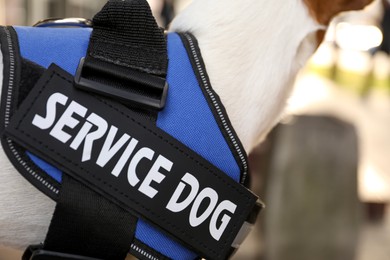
303,0,375,25
316,29,326,47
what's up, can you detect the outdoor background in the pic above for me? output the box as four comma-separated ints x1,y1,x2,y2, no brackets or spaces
1,0,390,259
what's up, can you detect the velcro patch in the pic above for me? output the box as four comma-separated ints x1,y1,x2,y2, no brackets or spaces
5,64,259,260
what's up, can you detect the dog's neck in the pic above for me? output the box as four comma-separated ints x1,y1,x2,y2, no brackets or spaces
170,0,322,152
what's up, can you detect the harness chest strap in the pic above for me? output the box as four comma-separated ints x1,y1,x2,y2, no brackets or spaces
1,0,262,259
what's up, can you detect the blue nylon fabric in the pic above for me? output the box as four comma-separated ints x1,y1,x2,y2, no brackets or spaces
156,33,240,182
14,27,91,75
27,152,62,182
14,27,240,259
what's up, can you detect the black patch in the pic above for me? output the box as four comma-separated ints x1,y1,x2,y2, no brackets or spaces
5,64,258,260
18,58,45,105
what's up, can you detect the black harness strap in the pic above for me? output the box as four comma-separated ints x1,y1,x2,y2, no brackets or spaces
75,0,169,116
43,175,137,259
88,0,167,77
23,1,168,259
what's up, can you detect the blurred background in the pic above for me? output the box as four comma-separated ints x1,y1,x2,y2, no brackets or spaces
0,0,390,259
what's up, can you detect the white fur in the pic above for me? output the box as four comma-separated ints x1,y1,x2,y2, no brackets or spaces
170,0,321,151
0,0,321,251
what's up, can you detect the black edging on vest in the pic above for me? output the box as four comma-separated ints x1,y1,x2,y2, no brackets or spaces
0,26,62,201
178,33,250,187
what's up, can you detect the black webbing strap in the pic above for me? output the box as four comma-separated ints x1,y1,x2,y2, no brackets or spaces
75,0,169,113
43,175,137,259
24,1,168,259
88,0,167,76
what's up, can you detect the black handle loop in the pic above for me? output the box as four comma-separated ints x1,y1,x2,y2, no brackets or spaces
74,0,168,111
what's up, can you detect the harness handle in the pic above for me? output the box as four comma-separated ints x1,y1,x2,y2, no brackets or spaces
74,0,169,112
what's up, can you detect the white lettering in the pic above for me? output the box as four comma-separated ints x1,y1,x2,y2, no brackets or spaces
189,188,218,227
111,138,139,177
139,155,172,198
34,94,239,241
96,126,130,167
50,101,87,143
69,113,108,162
127,147,154,187
209,200,237,241
166,173,199,212
32,92,68,130
70,121,93,150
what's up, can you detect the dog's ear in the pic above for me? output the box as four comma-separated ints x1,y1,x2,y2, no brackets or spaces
304,0,375,25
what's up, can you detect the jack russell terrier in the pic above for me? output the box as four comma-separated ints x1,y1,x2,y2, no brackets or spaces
0,0,374,259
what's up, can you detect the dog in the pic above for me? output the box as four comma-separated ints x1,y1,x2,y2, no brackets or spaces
0,0,374,257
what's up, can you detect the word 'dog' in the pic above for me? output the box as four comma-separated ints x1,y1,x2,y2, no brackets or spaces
167,173,237,240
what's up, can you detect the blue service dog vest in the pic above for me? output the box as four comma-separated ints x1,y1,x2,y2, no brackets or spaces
0,4,261,259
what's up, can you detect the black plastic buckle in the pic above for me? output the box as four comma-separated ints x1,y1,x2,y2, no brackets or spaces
23,244,103,260
228,199,264,257
74,58,168,111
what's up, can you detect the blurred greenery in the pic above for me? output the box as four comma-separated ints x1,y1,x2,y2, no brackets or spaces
306,63,390,95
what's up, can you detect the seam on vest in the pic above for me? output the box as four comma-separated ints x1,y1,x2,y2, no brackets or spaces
182,33,249,184
2,26,59,195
